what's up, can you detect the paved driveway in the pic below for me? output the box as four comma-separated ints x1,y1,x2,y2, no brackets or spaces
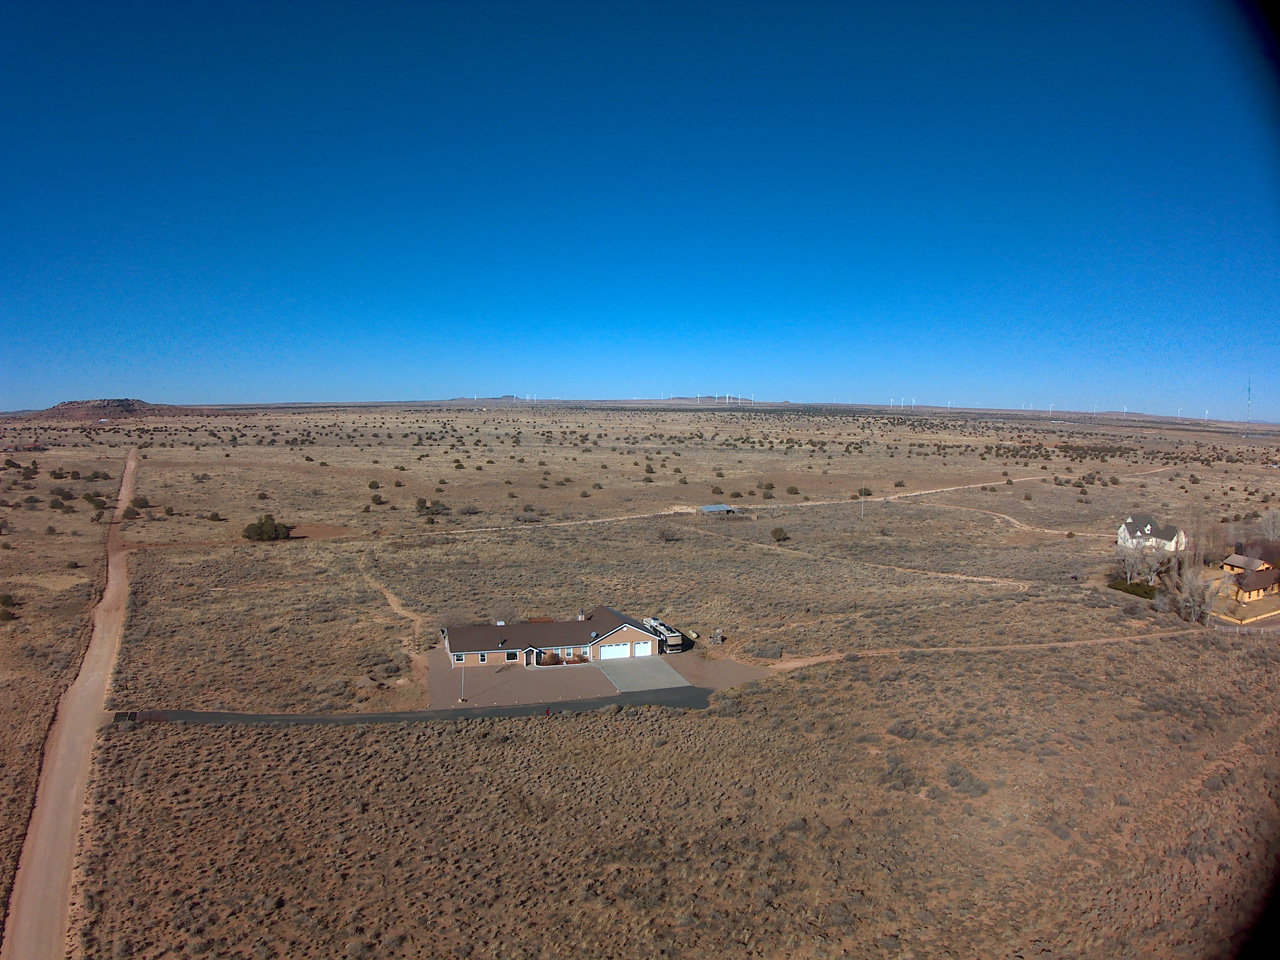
597,657,691,692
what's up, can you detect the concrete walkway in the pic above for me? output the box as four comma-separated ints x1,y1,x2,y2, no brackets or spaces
597,657,690,692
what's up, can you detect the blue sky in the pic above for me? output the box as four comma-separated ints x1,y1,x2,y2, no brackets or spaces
3,1,1278,419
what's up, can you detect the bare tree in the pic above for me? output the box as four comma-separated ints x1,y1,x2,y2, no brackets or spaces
1141,550,1169,586
1260,508,1280,542
1157,552,1223,624
1114,545,1147,585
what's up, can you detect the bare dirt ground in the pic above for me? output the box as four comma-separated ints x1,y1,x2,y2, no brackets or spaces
2,402,1278,958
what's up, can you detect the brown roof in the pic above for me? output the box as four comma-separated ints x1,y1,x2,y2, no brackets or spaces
1223,554,1271,573
1238,569,1280,594
443,605,657,654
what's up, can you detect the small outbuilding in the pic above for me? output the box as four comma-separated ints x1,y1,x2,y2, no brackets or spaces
1222,554,1273,576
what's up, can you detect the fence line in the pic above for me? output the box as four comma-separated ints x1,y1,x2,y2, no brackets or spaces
1211,620,1280,635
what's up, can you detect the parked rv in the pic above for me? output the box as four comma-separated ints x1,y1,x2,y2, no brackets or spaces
643,617,685,653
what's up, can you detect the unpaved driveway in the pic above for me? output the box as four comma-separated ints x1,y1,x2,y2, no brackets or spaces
1,449,136,960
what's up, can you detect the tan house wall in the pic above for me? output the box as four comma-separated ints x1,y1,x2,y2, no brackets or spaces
448,649,522,668
1228,582,1280,604
593,624,658,657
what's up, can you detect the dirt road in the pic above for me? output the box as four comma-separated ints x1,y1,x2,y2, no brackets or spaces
1,449,137,960
767,627,1201,672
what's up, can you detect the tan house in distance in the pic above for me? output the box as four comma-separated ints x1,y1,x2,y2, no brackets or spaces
1221,554,1280,604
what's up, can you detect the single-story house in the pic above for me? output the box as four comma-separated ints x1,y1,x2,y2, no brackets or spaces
441,606,663,667
1222,553,1273,576
1228,568,1280,604
1117,514,1186,552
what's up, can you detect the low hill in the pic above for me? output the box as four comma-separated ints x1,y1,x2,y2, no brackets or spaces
32,399,206,421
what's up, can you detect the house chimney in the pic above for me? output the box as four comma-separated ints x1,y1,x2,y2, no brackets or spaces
577,608,585,621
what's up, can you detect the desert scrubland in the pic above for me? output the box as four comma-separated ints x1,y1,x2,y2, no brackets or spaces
2,400,1279,957
0,444,123,939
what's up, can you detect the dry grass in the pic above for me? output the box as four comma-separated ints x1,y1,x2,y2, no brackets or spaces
0,450,125,939
68,631,1279,959
4,405,1279,956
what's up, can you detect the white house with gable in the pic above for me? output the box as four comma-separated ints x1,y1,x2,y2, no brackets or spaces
1117,514,1186,552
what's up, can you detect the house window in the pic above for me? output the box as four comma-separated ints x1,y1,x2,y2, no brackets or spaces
479,652,487,664
453,654,464,663
505,651,518,662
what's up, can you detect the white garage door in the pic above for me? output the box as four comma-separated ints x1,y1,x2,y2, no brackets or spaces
599,643,631,660
632,641,653,657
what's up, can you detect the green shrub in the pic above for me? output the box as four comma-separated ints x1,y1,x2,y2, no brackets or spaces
1108,579,1155,599
771,527,789,542
786,486,799,495
242,514,292,542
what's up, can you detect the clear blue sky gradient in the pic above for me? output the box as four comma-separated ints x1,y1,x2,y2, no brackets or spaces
3,1,1278,418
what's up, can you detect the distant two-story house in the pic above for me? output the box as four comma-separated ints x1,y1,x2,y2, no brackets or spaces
1117,514,1186,553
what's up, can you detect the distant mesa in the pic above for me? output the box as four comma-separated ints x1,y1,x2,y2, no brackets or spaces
34,398,205,420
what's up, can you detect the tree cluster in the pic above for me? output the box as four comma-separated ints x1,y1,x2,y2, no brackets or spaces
242,514,292,542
